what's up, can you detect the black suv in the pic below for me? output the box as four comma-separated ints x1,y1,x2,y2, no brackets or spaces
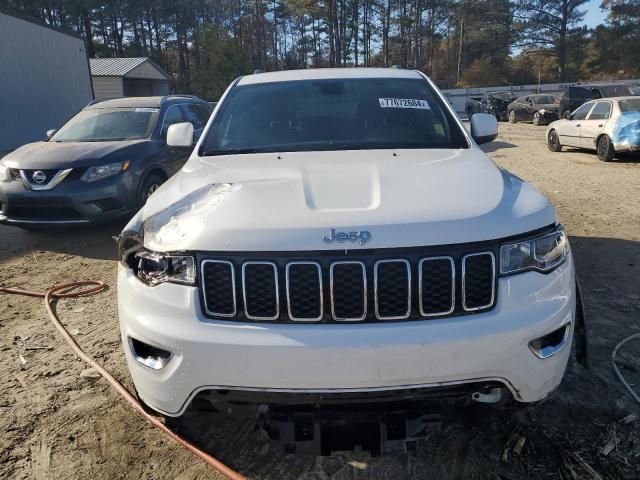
558,84,640,119
0,95,211,228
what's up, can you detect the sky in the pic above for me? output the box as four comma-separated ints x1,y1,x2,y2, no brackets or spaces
583,0,606,28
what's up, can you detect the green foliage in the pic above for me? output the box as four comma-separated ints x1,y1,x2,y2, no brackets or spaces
0,0,637,92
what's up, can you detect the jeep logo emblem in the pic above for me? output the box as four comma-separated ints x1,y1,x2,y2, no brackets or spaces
323,228,371,245
32,170,47,184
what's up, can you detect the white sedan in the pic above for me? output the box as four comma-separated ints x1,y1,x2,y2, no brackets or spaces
546,96,640,161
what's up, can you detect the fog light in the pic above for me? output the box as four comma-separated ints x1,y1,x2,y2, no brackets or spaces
128,337,172,370
529,324,571,359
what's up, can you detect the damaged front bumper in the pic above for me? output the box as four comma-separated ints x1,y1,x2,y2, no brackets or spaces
118,254,579,417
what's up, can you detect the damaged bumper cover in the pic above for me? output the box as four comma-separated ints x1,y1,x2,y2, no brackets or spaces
118,254,577,417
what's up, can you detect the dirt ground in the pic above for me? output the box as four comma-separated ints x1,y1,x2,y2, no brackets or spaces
1,122,639,480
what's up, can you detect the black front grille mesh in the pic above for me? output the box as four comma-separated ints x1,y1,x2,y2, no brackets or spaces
375,261,410,319
331,262,366,320
420,258,455,315
200,250,496,323
243,263,278,319
287,263,322,320
463,254,495,310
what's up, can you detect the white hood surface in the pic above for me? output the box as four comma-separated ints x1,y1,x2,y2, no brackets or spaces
140,148,556,252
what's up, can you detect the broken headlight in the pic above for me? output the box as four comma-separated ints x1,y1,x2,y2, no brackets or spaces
500,226,568,275
134,250,196,286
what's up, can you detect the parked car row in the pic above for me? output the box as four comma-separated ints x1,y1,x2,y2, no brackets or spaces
464,83,640,127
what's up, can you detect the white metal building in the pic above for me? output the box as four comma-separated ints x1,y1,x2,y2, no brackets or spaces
0,10,93,152
90,57,171,99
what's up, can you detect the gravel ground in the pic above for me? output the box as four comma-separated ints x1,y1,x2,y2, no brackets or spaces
1,122,639,479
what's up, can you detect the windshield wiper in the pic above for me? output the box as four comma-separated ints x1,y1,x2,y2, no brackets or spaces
200,147,266,156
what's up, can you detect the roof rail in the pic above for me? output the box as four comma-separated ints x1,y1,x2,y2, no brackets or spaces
254,69,266,74
86,98,111,107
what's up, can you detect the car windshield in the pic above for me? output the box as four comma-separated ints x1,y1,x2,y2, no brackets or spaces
50,108,159,142
600,85,640,97
200,77,468,155
619,98,640,113
533,95,558,105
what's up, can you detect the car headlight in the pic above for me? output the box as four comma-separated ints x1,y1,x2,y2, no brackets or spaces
134,250,196,286
500,226,568,275
82,161,129,182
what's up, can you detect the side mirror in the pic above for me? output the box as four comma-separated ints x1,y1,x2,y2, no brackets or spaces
46,129,56,139
470,113,498,145
166,122,194,147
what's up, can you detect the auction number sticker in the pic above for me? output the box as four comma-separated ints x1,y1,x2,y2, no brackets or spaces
135,108,160,113
378,98,430,109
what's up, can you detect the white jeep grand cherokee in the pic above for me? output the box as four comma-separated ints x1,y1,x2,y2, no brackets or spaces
117,68,586,419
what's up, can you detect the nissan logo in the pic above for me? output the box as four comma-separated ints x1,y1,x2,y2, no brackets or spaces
32,171,47,184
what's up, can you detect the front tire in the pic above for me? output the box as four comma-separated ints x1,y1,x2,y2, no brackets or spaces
547,130,562,152
508,110,516,123
533,112,542,126
597,135,615,162
138,173,165,207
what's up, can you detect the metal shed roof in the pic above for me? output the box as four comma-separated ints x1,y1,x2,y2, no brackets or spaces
89,57,169,79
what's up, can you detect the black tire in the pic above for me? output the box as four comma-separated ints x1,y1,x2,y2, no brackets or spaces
533,111,542,126
547,130,562,152
508,110,516,123
597,135,615,162
139,173,165,207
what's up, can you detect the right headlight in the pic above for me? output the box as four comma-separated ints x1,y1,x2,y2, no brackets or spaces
0,163,10,183
500,226,568,275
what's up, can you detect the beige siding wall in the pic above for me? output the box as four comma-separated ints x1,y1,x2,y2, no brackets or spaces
127,61,168,80
0,13,93,151
92,77,123,99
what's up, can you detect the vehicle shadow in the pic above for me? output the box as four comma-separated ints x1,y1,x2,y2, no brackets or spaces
479,140,517,153
561,147,640,163
162,235,640,479
0,221,125,263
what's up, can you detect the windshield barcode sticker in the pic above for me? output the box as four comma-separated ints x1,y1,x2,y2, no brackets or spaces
135,108,159,113
378,98,430,110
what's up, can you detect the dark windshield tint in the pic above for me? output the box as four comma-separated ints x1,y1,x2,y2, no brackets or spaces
619,98,640,113
533,95,558,104
200,78,468,155
51,108,158,142
600,85,639,97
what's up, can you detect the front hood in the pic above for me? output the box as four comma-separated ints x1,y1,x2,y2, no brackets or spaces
2,140,149,169
139,148,557,252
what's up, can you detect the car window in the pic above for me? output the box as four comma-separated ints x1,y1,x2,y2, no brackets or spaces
618,98,640,113
161,105,186,138
516,97,527,104
533,95,558,105
181,104,211,130
572,102,595,121
569,86,589,100
600,85,638,97
201,77,469,155
588,102,612,120
50,108,159,142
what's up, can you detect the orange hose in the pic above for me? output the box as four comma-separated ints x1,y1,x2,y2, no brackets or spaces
1,281,245,480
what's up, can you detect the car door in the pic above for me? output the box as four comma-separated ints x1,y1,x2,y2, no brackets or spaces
557,101,594,147
580,101,612,150
160,104,192,176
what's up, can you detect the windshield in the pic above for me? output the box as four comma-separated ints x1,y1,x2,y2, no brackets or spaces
619,98,640,113
600,85,640,97
533,95,558,105
51,108,159,142
200,78,468,155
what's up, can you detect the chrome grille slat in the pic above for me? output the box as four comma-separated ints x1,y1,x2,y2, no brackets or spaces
201,260,236,317
242,261,279,320
374,259,411,320
330,261,367,321
462,252,496,311
419,256,455,317
286,262,323,321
